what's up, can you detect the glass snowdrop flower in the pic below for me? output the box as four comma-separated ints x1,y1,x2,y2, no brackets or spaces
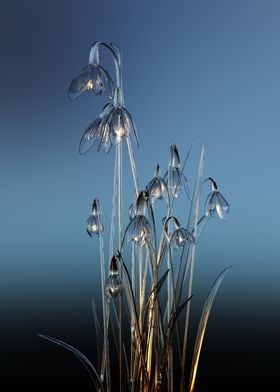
86,198,103,237
164,216,194,250
126,215,152,247
68,62,114,101
205,177,230,220
165,144,183,199
107,88,139,147
105,255,123,299
79,90,138,155
79,103,114,154
147,165,168,204
125,191,152,247
171,228,195,250
128,190,149,219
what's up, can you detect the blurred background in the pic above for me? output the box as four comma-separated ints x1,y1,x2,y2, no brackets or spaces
1,0,279,390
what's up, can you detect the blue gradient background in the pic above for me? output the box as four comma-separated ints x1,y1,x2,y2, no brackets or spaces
1,0,279,390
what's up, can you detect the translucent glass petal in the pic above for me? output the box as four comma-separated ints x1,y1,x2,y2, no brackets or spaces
91,66,103,95
168,167,182,198
216,192,230,220
68,65,92,101
109,108,128,145
128,202,136,220
169,144,180,168
97,119,112,154
105,275,122,299
86,215,103,237
147,176,168,204
99,103,114,118
205,191,218,216
98,65,114,98
79,118,102,154
126,215,151,247
122,108,139,146
171,228,194,250
205,191,229,220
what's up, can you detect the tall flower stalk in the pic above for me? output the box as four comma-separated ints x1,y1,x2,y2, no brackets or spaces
39,42,231,392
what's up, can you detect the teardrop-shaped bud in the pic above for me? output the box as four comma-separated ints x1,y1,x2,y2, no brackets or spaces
167,167,182,198
205,191,230,220
105,275,123,299
169,145,180,169
86,215,103,237
91,198,101,216
109,255,119,275
147,165,167,204
109,107,129,145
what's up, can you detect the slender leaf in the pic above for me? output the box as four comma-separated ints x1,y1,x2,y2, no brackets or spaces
175,144,205,306
91,298,102,369
38,334,103,391
188,266,231,392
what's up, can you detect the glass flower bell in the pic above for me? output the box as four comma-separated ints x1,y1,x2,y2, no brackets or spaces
171,228,195,250
68,63,114,101
147,165,168,204
126,215,151,247
86,198,103,237
165,144,183,199
205,178,230,220
105,255,123,299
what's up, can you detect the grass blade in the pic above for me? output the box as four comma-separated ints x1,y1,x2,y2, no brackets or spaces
175,144,205,306
38,334,103,391
188,266,231,392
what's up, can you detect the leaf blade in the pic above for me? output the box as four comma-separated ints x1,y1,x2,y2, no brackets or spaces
188,266,231,392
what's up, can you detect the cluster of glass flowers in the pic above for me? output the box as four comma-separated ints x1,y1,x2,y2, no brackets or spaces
69,42,230,298
39,42,231,392
68,42,138,155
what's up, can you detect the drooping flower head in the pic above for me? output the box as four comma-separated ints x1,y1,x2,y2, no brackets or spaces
105,255,123,299
164,216,194,250
205,177,230,220
68,44,114,101
86,198,104,237
165,145,183,199
147,165,168,204
79,89,138,155
125,191,152,247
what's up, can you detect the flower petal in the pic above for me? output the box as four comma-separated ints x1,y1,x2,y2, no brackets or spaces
171,228,195,250
105,275,122,299
79,118,102,154
125,215,151,247
68,64,92,101
147,176,167,204
86,215,103,237
98,118,112,154
122,108,139,147
98,65,114,98
166,167,182,198
169,144,180,168
109,108,128,145
216,192,230,220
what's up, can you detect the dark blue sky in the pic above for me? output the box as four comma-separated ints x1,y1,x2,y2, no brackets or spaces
1,0,280,390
